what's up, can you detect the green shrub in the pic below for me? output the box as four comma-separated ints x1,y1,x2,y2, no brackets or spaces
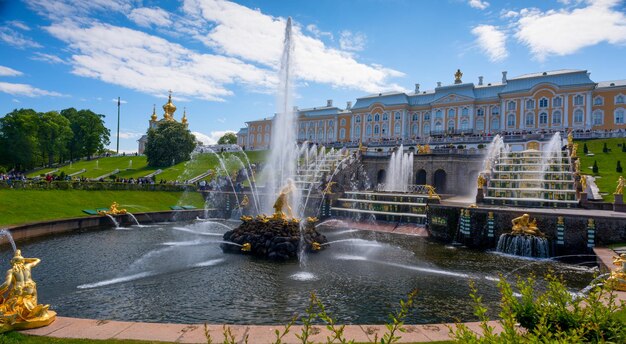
450,274,626,343
617,161,623,173
477,144,485,149
584,143,589,154
603,142,609,153
457,144,465,149
593,160,599,174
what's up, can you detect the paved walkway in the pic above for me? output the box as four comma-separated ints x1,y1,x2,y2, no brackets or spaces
320,219,428,236
23,317,501,343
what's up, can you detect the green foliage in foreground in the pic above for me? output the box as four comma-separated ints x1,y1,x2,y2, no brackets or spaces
450,274,626,343
0,190,204,226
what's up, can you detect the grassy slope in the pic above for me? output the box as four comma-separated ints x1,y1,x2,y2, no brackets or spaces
0,332,165,344
0,190,203,226
27,151,267,182
576,138,626,201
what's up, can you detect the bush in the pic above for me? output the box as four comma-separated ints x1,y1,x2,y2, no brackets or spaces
593,160,599,174
583,143,588,154
618,161,623,173
457,144,465,149
623,141,626,152
603,142,609,153
450,274,626,343
477,144,485,149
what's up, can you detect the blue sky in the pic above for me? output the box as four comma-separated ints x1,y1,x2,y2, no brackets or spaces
0,0,625,152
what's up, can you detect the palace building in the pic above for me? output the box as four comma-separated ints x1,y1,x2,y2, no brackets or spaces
138,91,189,154
237,69,626,150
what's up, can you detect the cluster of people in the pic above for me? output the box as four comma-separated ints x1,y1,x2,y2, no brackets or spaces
0,171,26,182
113,177,156,185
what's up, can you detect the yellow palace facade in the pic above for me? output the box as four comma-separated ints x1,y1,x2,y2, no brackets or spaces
237,69,626,150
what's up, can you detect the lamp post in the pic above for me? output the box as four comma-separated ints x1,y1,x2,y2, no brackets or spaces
116,97,120,154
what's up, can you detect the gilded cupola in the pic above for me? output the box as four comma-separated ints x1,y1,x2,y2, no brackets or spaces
163,90,177,121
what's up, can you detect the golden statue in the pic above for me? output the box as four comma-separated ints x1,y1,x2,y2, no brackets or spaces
477,174,486,189
425,185,440,199
98,202,127,216
311,242,321,251
323,182,336,195
615,176,624,195
557,216,564,225
0,250,56,333
454,69,463,84
580,175,587,192
239,195,249,209
567,131,574,149
241,243,251,252
574,159,580,174
240,215,253,222
307,217,318,223
273,180,295,219
511,214,544,237
571,143,578,158
606,253,626,291
417,144,431,154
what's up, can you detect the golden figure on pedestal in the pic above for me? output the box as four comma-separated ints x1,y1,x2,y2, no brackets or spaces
511,214,544,237
580,175,587,192
417,144,431,154
98,202,127,216
571,143,578,158
0,250,56,333
477,174,486,189
606,253,626,291
615,176,625,195
272,180,295,219
323,182,336,195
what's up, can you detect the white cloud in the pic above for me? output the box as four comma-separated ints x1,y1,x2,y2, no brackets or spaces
514,0,626,61
8,21,31,31
183,0,404,93
31,52,68,64
306,24,333,40
0,82,65,97
12,99,20,103
0,26,41,49
468,0,490,10
24,0,132,23
118,131,142,139
112,98,128,104
471,25,508,62
339,30,367,52
128,7,172,28
0,66,23,77
217,117,226,123
192,130,236,145
501,10,519,18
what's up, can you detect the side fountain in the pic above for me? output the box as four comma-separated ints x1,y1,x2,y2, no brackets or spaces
496,213,550,258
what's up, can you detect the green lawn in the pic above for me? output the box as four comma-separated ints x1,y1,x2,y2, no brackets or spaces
0,190,204,226
26,151,267,183
576,138,626,201
0,332,165,344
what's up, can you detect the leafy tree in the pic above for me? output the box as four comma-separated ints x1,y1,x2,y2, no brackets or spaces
37,111,72,166
61,108,110,160
0,109,41,170
583,142,588,154
622,141,626,153
144,121,196,167
593,160,599,174
217,132,237,145
617,160,623,173
603,142,609,153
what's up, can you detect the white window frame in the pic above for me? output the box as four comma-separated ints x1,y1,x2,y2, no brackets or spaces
539,97,548,108
573,94,584,106
552,96,563,108
615,108,625,125
593,96,604,106
552,110,562,125
507,113,516,128
525,112,534,127
593,110,603,126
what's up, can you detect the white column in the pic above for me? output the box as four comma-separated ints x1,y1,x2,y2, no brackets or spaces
586,91,593,129
563,94,569,128
520,98,525,130
468,107,474,132
485,105,490,133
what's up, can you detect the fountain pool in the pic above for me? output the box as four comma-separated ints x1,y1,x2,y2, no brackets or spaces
4,221,596,325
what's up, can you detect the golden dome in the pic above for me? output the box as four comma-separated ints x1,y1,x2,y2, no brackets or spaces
163,90,176,120
150,104,157,121
182,107,188,124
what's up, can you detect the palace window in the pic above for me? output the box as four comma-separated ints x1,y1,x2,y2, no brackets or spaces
574,94,584,106
367,114,372,122
435,110,443,119
616,95,625,104
258,125,262,132
539,112,548,125
525,113,534,127
412,124,418,136
257,133,261,143
552,110,562,125
250,126,255,132
382,113,388,121
265,124,270,131
366,125,372,137
435,122,443,132
574,109,584,123
507,101,516,111
447,119,455,132
491,118,500,130
476,119,484,130
462,108,469,116
318,120,323,126
491,106,500,116
382,124,388,135
395,112,401,120
476,108,484,116
374,125,380,135
339,128,346,139
526,99,535,109
412,113,418,121
553,96,563,107
264,133,269,143
318,128,323,138
460,119,469,130
615,109,625,124
593,110,603,125
539,98,548,108
424,112,431,120
327,129,334,139
355,126,361,137
507,114,516,127
448,109,455,117
355,115,361,123
375,114,380,122
423,123,431,134
328,120,333,126
594,96,604,106
394,122,401,136
340,118,346,126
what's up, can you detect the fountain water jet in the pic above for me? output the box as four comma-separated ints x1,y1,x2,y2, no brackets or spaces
385,145,414,192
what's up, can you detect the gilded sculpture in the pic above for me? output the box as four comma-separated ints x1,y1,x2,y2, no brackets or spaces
323,182,336,195
98,202,127,216
606,253,626,291
571,143,578,158
615,176,625,195
567,131,574,149
0,250,56,333
580,175,587,191
273,180,295,219
511,214,544,237
454,69,463,84
477,174,486,189
417,144,431,154
425,185,439,199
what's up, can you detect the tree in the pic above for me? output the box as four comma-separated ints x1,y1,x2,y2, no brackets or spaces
144,121,196,167
593,160,599,174
617,160,623,173
37,111,72,166
603,142,609,153
583,142,588,154
61,108,110,160
0,109,41,170
622,141,626,153
217,132,237,145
